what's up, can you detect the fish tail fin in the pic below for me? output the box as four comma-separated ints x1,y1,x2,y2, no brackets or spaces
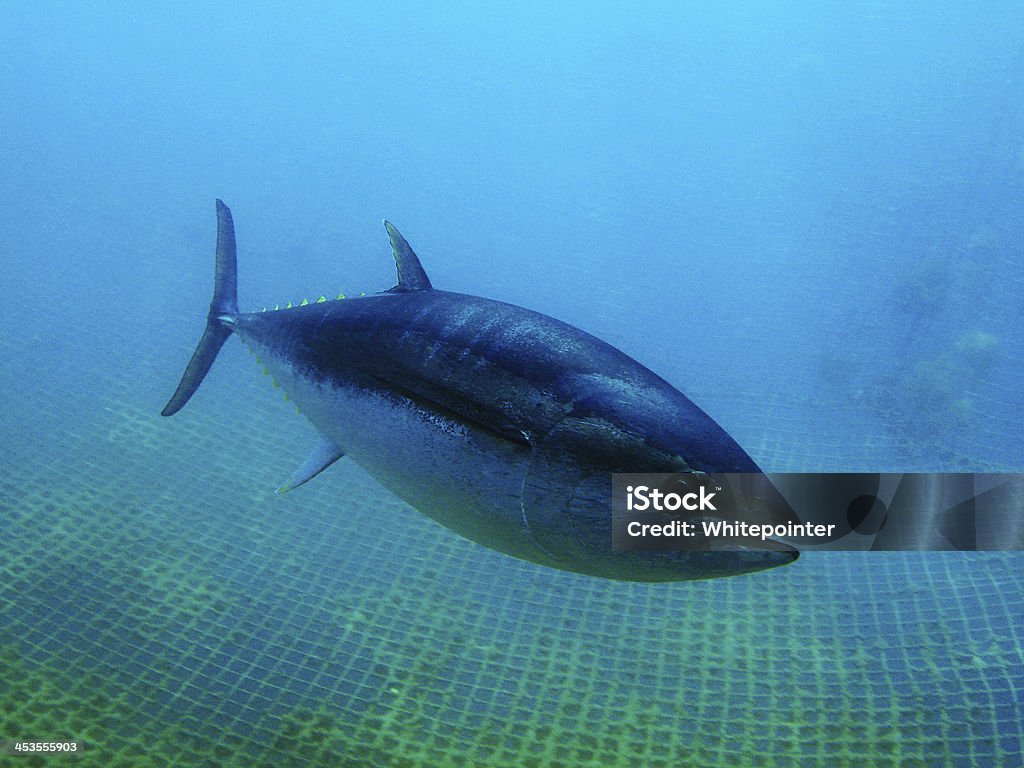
161,199,240,416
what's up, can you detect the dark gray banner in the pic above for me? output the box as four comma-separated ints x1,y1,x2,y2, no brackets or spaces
612,473,1024,552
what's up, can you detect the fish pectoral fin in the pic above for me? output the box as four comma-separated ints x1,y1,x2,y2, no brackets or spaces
275,437,346,494
371,373,530,447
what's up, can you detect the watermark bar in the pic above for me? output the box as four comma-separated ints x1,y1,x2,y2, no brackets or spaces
612,473,1024,552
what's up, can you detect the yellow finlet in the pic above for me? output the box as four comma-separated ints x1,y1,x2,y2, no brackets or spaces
336,292,346,299
286,301,293,309
316,295,326,303
299,298,309,307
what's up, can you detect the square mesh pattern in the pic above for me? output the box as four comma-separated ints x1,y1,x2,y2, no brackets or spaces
1,324,1022,768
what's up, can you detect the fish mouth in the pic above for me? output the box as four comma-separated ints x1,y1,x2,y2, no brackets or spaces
648,545,798,582
706,541,800,576
711,535,800,556
736,546,800,577
675,534,800,578
689,533,800,560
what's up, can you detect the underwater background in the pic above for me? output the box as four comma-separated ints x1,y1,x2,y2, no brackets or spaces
2,2,1023,766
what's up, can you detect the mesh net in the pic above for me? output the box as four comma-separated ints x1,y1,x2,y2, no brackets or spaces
1,292,1022,767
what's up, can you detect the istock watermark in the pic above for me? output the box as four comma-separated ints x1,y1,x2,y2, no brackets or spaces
612,473,1024,552
625,483,719,512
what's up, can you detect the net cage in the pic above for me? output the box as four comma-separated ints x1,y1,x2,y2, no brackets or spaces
1,214,1023,768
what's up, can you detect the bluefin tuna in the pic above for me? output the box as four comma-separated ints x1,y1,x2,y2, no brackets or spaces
163,200,798,581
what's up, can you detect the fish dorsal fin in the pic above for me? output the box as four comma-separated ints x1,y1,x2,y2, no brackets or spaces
384,220,433,292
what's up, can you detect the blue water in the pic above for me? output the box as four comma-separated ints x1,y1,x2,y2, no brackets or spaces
2,2,1023,767
5,2,1023,469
